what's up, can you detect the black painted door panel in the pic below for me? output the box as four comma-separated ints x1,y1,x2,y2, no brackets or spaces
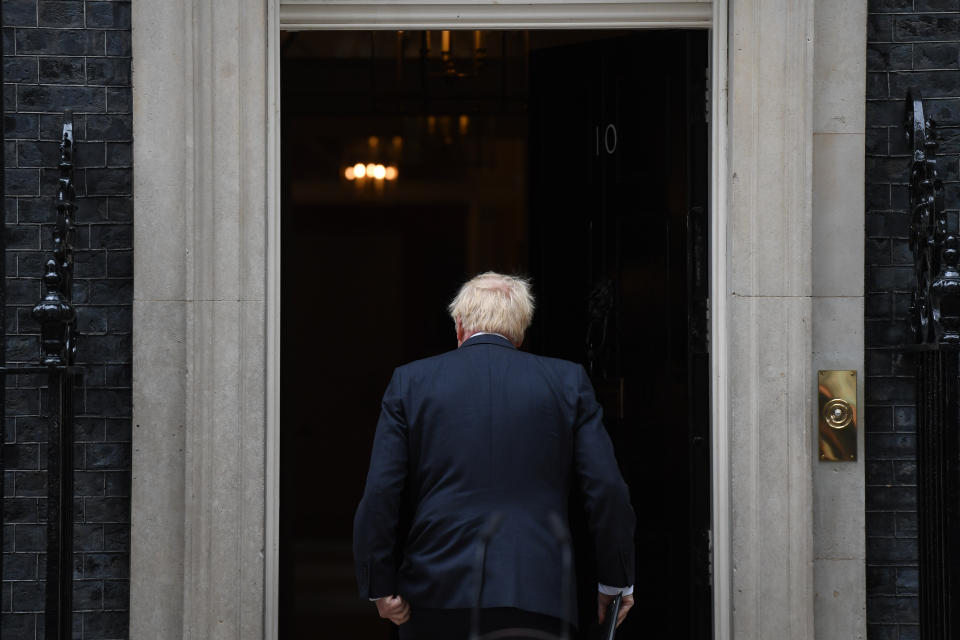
528,31,711,640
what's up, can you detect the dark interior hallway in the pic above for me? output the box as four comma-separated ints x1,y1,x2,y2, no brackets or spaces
279,29,710,639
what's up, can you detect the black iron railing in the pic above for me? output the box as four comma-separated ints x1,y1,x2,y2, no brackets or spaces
906,91,960,346
0,110,82,640
0,0,6,614
904,90,960,640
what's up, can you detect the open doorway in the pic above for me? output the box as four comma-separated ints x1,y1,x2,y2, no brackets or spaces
279,29,710,639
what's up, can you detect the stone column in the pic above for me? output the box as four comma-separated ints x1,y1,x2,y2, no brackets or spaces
130,0,268,638
810,0,867,638
727,0,816,636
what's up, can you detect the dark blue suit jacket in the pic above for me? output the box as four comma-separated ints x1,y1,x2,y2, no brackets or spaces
353,333,636,624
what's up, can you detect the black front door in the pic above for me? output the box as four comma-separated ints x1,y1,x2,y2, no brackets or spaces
528,31,712,639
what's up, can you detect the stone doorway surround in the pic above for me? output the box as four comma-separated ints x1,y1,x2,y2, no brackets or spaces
129,0,865,638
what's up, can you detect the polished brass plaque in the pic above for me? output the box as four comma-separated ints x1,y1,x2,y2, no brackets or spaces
818,370,857,462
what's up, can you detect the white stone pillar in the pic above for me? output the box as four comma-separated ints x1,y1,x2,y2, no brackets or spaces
130,0,268,638
727,0,816,637
810,0,867,638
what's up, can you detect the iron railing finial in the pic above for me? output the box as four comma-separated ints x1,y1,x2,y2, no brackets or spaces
31,110,77,366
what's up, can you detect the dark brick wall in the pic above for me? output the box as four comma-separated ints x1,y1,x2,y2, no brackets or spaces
863,2,960,638
1,1,131,638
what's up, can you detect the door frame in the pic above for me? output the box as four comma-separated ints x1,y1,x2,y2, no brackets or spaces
132,0,839,636
130,1,737,639
266,3,729,640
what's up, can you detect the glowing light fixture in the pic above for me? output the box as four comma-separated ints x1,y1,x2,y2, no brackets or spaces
344,163,399,182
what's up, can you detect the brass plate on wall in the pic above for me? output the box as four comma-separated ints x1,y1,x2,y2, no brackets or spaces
818,370,857,462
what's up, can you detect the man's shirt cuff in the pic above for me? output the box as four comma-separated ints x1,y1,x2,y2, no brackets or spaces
598,583,634,596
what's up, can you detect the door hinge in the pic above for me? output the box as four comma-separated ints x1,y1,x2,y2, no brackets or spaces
704,297,711,350
706,528,713,587
704,67,711,123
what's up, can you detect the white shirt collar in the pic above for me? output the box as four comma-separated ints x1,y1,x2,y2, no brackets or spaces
469,332,509,341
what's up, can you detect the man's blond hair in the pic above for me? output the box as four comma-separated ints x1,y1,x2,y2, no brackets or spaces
447,272,535,345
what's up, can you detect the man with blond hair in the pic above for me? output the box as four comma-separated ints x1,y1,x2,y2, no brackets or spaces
354,272,636,639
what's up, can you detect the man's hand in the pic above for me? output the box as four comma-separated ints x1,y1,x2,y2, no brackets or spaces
375,595,411,625
597,592,634,628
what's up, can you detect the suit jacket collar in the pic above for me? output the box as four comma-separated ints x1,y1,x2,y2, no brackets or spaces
460,333,517,350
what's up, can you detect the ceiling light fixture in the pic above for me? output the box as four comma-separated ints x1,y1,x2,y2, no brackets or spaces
344,163,398,182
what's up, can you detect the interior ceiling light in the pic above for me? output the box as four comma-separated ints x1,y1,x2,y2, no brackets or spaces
344,163,398,181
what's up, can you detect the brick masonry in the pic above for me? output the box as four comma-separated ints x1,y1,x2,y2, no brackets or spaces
0,2,947,638
862,1,960,638
1,1,131,639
